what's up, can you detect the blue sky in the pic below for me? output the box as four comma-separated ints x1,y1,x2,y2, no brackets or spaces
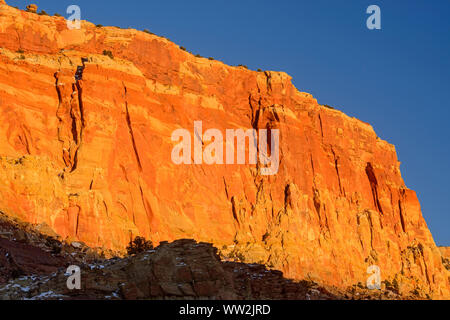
10,0,450,245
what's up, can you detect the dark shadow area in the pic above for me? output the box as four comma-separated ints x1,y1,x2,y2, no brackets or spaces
0,213,412,300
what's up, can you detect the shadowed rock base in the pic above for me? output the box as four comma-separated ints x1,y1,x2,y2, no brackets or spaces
0,216,423,300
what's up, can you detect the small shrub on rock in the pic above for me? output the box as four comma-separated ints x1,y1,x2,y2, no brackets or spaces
126,236,153,255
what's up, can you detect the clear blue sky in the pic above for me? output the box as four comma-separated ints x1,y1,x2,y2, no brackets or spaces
10,0,450,245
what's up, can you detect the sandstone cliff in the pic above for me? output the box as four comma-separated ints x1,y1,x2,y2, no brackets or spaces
0,3,448,298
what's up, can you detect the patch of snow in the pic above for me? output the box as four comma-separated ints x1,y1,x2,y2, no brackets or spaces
25,291,67,300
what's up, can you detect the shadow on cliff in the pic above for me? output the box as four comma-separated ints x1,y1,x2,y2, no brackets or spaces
0,213,410,300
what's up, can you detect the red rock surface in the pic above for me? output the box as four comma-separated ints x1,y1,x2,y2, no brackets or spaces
0,3,448,298
440,247,450,259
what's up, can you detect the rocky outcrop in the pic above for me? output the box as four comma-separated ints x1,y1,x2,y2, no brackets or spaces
0,211,112,285
0,236,417,300
440,247,450,271
25,4,37,14
440,247,450,259
0,3,448,298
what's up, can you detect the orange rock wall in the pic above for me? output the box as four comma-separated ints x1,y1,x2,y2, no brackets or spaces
440,247,450,260
0,4,448,298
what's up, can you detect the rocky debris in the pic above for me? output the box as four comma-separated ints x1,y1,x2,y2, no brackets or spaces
0,2,448,298
0,237,420,300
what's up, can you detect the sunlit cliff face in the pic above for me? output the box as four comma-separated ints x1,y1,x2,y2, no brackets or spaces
0,2,448,298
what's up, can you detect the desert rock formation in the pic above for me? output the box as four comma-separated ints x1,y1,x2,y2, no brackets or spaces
0,3,448,298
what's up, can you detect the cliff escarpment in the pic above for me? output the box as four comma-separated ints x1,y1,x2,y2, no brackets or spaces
0,3,448,298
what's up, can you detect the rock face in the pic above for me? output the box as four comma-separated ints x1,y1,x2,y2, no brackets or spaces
0,211,111,285
440,247,450,259
0,3,448,298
